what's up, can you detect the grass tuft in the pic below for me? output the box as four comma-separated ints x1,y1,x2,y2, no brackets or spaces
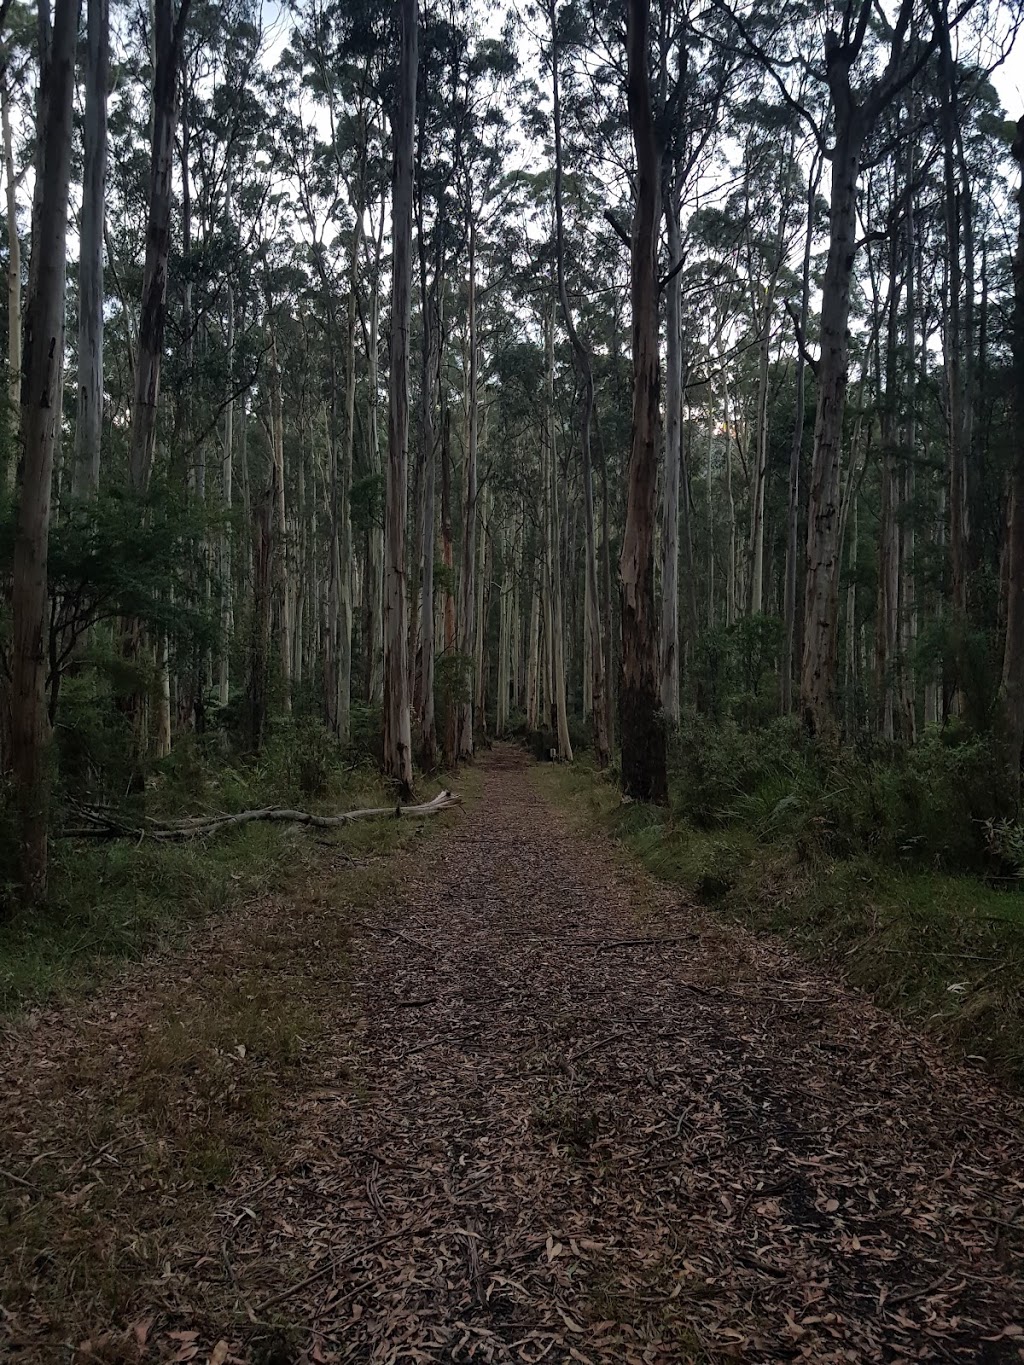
538,741,1024,1089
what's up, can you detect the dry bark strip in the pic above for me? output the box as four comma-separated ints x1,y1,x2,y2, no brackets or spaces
3,745,1024,1365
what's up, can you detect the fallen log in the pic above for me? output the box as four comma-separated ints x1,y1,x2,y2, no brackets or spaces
63,789,462,841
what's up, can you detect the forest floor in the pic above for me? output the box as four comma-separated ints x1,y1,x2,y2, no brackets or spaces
2,745,1024,1365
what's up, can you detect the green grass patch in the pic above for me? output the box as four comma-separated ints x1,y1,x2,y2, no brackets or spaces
0,825,289,1013
0,737,466,1359
0,724,463,1015
537,752,1024,1089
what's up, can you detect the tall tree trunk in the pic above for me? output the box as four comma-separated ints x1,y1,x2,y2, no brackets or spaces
417,246,439,769
782,157,819,714
619,0,666,802
366,217,385,708
999,122,1024,801
474,482,489,736
383,0,416,797
218,173,235,706
2,78,21,488
899,138,918,742
748,327,771,615
800,110,864,737
440,388,458,766
336,217,362,741
71,0,107,497
660,192,683,726
937,3,972,710
324,394,340,732
725,387,737,626
155,630,171,757
10,0,80,904
248,447,274,754
127,0,190,493
544,306,572,760
268,329,292,712
844,495,858,732
496,518,512,735
549,0,606,763
601,442,615,750
876,229,901,742
706,377,715,629
457,203,478,760
526,560,541,732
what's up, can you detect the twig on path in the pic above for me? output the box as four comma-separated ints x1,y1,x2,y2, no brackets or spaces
736,1249,789,1279
256,1226,419,1314
676,980,727,997
461,1219,488,1307
353,920,436,955
0,1166,34,1189
393,997,438,1008
569,1029,633,1064
592,936,699,952
884,1271,954,1309
400,1030,478,1059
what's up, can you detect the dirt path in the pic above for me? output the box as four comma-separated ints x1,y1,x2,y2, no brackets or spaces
3,746,1024,1364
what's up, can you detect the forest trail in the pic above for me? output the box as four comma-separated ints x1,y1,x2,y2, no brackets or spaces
3,745,1024,1364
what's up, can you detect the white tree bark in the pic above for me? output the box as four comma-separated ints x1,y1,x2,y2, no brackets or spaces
382,0,416,795
127,0,191,494
268,330,292,712
366,214,385,709
457,206,478,760
2,78,21,488
546,307,573,762
660,194,683,724
71,0,107,497
11,0,80,901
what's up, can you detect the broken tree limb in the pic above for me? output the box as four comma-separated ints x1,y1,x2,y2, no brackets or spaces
63,789,462,841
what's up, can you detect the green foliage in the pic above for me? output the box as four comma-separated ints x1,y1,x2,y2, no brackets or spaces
347,702,385,765
52,660,145,802
729,613,784,695
0,727,420,1013
984,818,1024,877
433,557,457,600
915,611,1003,735
0,825,277,1013
692,615,783,724
350,472,385,536
671,710,1000,869
436,649,472,709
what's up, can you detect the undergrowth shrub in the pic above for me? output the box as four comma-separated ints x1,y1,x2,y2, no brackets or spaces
672,709,1000,871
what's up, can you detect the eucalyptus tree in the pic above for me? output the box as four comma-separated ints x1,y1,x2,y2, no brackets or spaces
412,0,468,767
442,10,519,759
282,0,391,739
654,0,734,723
716,0,981,735
70,0,107,496
619,0,667,800
128,0,192,492
10,0,79,903
383,0,416,795
999,120,1024,796
547,0,608,765
0,6,34,488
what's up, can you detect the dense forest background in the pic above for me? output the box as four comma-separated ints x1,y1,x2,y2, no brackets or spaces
3,0,1024,908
